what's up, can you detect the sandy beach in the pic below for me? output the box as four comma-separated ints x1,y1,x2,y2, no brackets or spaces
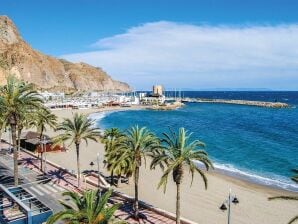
20,107,298,224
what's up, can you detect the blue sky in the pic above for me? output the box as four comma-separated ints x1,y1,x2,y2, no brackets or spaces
1,0,298,90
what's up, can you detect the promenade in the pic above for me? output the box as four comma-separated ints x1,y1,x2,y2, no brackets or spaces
0,142,185,224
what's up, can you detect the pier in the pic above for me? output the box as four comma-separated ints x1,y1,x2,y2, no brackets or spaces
166,98,289,108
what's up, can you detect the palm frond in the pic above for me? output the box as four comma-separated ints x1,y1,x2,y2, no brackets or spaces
48,189,120,223
291,169,298,184
46,210,79,224
269,196,298,201
288,216,298,224
152,127,213,192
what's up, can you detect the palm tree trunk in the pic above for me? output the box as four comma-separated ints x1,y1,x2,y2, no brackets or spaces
75,143,81,188
17,128,22,153
39,127,44,141
176,183,181,224
10,123,18,186
40,149,44,171
0,129,2,148
134,166,139,219
117,174,121,186
39,129,44,171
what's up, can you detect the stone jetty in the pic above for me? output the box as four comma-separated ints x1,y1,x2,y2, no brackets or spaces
180,98,289,108
148,101,185,110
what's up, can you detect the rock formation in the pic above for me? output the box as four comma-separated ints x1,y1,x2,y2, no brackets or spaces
0,15,130,92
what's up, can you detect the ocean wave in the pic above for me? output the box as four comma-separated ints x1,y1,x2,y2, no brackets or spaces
88,111,109,123
88,110,123,129
213,163,298,192
88,112,109,130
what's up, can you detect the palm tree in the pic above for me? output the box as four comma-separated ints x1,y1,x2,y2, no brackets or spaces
102,128,123,159
31,108,57,170
104,135,121,185
54,113,100,187
16,109,35,153
103,128,122,141
0,75,43,186
46,189,123,224
104,135,133,186
151,128,213,224
269,169,298,224
102,128,126,185
118,126,159,219
34,108,58,139
107,151,134,186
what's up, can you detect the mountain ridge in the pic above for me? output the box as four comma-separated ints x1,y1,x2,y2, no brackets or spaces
0,15,130,92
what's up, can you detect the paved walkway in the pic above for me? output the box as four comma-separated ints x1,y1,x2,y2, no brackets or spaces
1,144,177,224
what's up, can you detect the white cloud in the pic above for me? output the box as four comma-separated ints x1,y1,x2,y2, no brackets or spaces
61,21,298,90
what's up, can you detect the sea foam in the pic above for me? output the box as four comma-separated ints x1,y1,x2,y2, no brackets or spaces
193,160,298,192
214,163,298,192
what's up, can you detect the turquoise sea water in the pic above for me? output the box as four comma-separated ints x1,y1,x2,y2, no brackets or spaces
93,92,298,191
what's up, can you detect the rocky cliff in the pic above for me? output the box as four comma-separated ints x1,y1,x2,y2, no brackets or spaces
0,16,130,92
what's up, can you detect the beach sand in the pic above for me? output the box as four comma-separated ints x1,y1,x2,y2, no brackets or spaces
21,107,298,224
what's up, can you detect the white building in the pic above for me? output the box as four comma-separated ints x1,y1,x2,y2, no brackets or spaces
40,91,65,101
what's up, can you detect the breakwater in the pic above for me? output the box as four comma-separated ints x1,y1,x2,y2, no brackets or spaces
147,101,184,110
180,98,289,108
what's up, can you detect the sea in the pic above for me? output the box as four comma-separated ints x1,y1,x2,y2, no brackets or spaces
92,91,298,192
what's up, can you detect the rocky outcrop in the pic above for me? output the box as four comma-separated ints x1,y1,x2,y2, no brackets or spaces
0,15,131,92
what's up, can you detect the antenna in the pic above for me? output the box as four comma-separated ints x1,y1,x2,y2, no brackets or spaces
174,88,176,101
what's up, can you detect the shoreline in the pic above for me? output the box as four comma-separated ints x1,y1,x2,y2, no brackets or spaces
213,164,298,193
205,169,298,197
27,107,297,224
84,106,298,193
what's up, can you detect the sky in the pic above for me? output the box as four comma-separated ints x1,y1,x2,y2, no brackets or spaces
1,0,298,90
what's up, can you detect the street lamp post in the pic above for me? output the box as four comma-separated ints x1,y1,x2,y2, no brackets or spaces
219,189,239,224
44,146,48,174
39,138,43,171
89,161,94,170
90,153,101,195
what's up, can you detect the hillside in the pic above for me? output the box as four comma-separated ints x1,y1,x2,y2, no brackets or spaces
0,16,130,92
